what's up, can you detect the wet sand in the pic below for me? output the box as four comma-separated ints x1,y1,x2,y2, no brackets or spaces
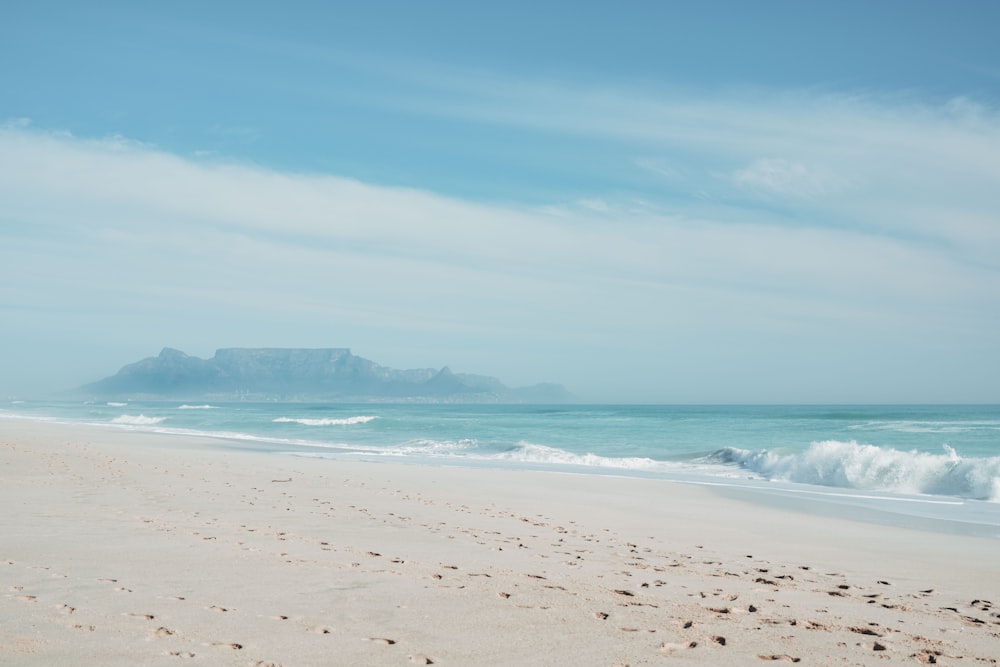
2,418,998,666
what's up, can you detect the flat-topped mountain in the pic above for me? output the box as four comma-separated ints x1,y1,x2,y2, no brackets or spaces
77,347,574,403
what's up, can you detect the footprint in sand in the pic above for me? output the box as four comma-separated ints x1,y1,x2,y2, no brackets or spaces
914,648,943,664
150,627,176,639
367,637,396,645
409,655,434,664
660,641,698,652
758,655,801,662
210,642,243,650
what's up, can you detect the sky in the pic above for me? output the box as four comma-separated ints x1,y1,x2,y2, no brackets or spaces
2,1,999,403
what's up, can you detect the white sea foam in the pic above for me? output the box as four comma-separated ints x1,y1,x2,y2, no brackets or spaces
107,402,128,407
492,442,673,472
848,420,1000,434
129,424,313,448
273,416,377,426
111,414,167,425
375,438,477,456
711,440,1000,502
178,404,217,410
291,438,678,472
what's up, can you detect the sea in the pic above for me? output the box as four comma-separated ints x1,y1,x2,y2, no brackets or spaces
4,400,1000,536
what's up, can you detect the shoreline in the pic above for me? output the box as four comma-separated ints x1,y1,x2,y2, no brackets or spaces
8,409,1000,539
3,418,999,665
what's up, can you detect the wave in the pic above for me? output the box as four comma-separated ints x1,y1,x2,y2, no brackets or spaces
375,438,477,456
849,420,1000,434
178,404,217,410
288,437,474,457
287,438,681,473
491,442,674,472
273,416,377,426
111,414,167,425
708,440,1000,502
107,402,128,407
355,438,670,470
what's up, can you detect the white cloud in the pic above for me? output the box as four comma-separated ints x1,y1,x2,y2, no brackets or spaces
577,198,611,214
2,78,1000,401
1,117,32,130
353,66,1000,256
1,127,989,307
633,158,681,181
731,158,842,198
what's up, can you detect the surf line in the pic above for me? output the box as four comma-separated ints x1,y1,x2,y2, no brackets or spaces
682,479,966,505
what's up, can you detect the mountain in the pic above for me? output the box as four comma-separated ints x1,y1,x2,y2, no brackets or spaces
76,347,575,403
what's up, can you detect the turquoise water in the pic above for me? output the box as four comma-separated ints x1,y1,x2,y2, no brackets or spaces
5,401,999,507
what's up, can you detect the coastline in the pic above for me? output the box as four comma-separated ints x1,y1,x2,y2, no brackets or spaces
3,418,998,665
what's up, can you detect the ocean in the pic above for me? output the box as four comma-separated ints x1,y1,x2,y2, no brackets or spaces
5,400,1000,534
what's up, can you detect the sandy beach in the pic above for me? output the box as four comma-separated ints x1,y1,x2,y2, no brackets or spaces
2,418,998,666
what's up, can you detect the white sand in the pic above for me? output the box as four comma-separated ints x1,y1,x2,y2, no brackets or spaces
2,418,998,666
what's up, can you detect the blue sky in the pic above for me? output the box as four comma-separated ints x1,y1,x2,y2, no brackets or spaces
2,1,999,402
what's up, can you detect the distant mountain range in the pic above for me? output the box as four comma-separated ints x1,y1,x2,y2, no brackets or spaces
76,347,574,403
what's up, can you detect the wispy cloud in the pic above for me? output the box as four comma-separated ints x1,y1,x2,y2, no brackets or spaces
731,158,843,199
333,63,1000,257
2,67,999,400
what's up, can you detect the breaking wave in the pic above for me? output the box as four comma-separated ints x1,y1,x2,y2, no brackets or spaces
375,438,476,456
490,442,673,472
107,402,127,407
111,414,167,425
273,416,377,426
289,438,680,473
178,404,218,410
708,440,1000,502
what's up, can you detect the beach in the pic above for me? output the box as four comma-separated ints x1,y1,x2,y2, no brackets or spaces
2,418,998,666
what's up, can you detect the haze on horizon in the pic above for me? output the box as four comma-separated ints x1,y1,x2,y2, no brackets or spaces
2,1,999,404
